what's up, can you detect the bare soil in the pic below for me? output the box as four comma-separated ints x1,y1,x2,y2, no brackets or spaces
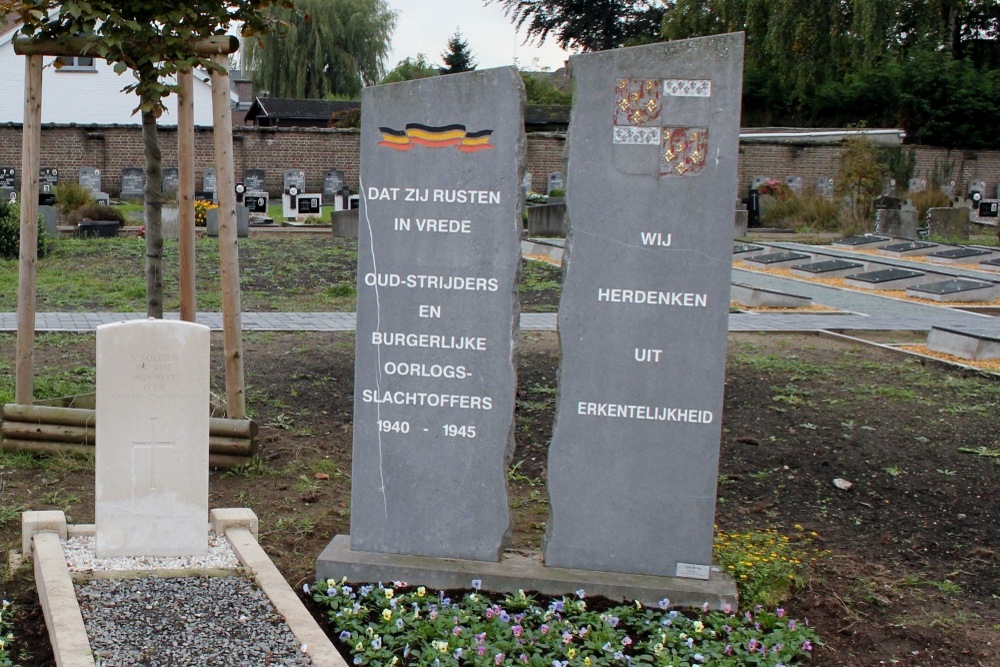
0,328,997,666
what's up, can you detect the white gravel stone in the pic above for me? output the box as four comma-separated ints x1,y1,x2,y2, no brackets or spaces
63,532,240,572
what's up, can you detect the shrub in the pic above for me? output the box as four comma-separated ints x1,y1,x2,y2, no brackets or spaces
0,200,50,259
760,192,841,231
837,137,887,232
65,203,127,226
907,187,953,227
194,199,217,227
53,182,95,218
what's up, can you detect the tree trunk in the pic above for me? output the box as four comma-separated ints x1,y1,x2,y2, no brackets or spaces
142,107,164,318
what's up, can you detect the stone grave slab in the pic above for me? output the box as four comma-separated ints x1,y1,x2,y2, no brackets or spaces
876,208,918,238
926,326,1000,360
927,247,994,263
79,167,101,194
981,257,1000,270
283,169,306,193
790,258,864,278
95,319,210,557
744,250,811,268
120,167,145,200
344,67,524,562
38,205,58,236
38,167,58,205
928,207,969,241
0,189,14,204
784,175,802,192
244,168,266,195
732,243,764,258
323,169,345,197
833,234,890,247
546,171,563,194
844,268,928,290
906,279,998,302
815,177,834,198
544,34,744,579
203,168,217,193
0,167,14,191
730,282,812,308
161,167,180,198
877,240,938,257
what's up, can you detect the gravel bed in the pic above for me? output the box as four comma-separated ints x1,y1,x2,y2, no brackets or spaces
63,533,240,572
77,575,314,666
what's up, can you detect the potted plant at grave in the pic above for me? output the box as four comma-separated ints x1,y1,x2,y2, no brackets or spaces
67,203,128,238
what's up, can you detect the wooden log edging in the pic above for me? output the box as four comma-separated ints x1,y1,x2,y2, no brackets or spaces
0,404,258,468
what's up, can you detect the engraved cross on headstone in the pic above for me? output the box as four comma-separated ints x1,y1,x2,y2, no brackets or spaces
131,417,175,492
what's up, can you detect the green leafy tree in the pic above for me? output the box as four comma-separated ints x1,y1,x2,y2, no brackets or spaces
520,71,572,104
440,30,477,74
382,54,439,83
2,0,286,317
247,0,396,98
485,0,667,51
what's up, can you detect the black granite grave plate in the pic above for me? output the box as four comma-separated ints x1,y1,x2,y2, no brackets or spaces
928,247,991,260
880,241,937,252
982,258,1000,268
909,279,994,295
746,251,810,265
733,244,763,255
848,268,924,284
792,259,863,274
835,234,890,246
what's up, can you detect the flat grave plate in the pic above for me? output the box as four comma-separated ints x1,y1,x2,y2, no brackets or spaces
833,234,890,246
848,268,924,284
880,241,937,253
928,247,992,260
745,251,810,265
792,259,863,274
981,258,1000,268
908,279,995,295
733,243,763,255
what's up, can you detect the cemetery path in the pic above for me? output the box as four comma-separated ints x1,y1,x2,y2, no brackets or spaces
0,329,997,666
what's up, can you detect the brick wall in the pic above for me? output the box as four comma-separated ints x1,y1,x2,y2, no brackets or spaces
1,124,998,200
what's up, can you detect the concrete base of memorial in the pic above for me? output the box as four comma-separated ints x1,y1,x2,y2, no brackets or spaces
730,282,813,308
927,326,1000,360
21,509,345,667
317,535,738,610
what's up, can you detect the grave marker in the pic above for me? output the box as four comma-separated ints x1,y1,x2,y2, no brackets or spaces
243,168,266,195
546,172,564,194
323,169,345,198
79,167,102,194
39,167,58,205
784,175,803,193
203,168,217,193
95,319,210,557
120,167,145,200
544,34,744,578
0,167,14,203
347,67,524,561
283,169,306,193
815,177,834,198
162,167,180,198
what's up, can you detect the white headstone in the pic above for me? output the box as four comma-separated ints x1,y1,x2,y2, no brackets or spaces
95,319,210,558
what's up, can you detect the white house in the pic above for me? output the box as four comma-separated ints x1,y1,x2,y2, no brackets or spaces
0,21,236,126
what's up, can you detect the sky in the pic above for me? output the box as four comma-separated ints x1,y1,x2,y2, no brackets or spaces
385,0,573,72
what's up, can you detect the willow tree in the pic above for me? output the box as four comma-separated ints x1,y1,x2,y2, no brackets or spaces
2,0,288,317
247,0,396,99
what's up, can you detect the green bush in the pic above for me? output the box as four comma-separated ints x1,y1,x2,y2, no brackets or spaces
65,203,127,226
760,192,841,231
0,200,50,260
53,182,95,218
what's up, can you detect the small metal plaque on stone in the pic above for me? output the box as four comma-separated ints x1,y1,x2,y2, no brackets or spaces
849,268,924,284
834,234,890,246
881,241,937,253
928,247,991,260
793,259,863,274
909,279,993,296
733,243,762,255
746,251,810,265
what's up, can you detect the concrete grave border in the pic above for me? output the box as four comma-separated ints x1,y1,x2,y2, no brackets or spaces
22,508,346,667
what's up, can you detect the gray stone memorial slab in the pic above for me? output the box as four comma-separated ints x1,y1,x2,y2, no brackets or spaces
878,240,938,256
346,67,524,561
833,234,890,247
283,169,306,193
981,257,1000,269
815,177,834,198
244,169,266,194
546,172,564,194
844,268,928,289
790,259,864,278
745,250,811,267
161,167,179,198
784,175,802,192
521,171,532,194
0,189,14,204
906,279,998,302
79,167,101,193
120,167,145,200
202,168,217,193
928,207,969,241
323,169,345,198
38,205,58,236
544,34,744,579
927,326,1000,360
876,208,918,238
95,319,210,557
732,243,763,257
927,247,993,262
908,178,927,192
0,168,14,190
